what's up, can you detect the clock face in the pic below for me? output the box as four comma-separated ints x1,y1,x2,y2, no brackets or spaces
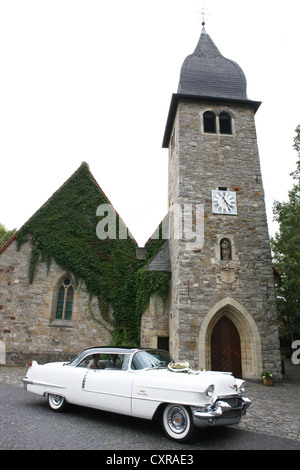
212,190,237,215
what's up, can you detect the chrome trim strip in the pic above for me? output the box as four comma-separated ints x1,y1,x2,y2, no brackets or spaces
135,383,207,395
82,388,131,400
22,378,66,390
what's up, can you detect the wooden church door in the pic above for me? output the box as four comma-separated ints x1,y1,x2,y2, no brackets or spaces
211,316,242,378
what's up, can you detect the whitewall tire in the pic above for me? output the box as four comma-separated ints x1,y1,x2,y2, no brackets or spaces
162,404,196,442
48,393,66,412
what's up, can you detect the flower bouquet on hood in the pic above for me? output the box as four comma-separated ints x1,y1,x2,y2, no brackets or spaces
167,362,192,373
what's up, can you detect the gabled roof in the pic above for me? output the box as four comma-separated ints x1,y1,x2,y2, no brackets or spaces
0,162,136,256
0,232,17,254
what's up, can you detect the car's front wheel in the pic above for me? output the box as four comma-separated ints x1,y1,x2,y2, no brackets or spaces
161,404,196,442
47,393,67,412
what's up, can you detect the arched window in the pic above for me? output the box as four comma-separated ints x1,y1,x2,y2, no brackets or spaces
203,111,216,133
55,277,74,321
219,113,232,134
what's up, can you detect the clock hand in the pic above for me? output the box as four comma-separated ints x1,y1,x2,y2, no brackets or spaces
221,196,232,210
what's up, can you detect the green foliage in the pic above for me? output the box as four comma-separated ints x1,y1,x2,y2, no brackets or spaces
15,162,169,346
271,125,300,340
0,223,16,248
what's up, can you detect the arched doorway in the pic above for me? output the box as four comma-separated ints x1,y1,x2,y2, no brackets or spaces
198,297,263,380
211,316,242,378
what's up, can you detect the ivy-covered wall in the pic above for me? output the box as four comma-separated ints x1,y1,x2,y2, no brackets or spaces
14,162,169,347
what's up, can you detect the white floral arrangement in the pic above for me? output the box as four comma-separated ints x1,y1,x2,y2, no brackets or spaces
167,362,207,374
167,362,192,373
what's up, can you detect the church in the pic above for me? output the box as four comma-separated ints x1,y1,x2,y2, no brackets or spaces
0,24,282,380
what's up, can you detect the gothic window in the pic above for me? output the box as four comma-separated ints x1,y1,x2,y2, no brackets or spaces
203,111,216,133
219,113,232,134
55,277,74,321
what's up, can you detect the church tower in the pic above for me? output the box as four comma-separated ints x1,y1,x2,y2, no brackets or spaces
162,24,282,380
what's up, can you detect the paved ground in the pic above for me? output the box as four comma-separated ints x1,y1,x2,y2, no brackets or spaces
0,358,299,448
237,359,300,442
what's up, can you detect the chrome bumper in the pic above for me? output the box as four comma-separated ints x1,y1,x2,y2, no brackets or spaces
192,397,252,428
22,378,32,390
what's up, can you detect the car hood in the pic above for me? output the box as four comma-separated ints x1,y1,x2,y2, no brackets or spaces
135,368,239,396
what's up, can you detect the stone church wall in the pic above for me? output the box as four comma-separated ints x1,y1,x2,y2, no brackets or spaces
0,239,112,366
140,293,171,349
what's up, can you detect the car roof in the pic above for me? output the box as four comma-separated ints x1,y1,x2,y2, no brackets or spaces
81,346,139,354
78,346,171,357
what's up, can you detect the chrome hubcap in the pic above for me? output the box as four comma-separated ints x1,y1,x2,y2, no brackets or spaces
51,395,63,406
168,407,187,434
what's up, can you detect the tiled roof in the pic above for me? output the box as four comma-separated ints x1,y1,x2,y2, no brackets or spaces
178,26,248,100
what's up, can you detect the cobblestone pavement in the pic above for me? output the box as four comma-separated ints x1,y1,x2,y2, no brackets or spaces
0,359,299,446
235,360,300,442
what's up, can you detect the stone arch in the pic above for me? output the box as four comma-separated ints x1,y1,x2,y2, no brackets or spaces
198,297,263,379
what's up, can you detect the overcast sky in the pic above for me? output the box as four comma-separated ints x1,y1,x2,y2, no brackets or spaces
0,0,299,246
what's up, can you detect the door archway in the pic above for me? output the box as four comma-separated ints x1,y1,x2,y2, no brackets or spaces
211,316,242,378
198,297,263,380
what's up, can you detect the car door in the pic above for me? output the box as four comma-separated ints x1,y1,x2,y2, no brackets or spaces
81,353,134,415
82,369,134,415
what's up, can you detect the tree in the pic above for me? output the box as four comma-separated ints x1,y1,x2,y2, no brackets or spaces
271,125,300,342
0,223,16,248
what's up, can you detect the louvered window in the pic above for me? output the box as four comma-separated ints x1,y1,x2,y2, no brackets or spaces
203,111,216,133
219,113,232,134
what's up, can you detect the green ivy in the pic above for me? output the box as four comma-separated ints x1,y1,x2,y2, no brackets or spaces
135,269,170,320
16,162,169,346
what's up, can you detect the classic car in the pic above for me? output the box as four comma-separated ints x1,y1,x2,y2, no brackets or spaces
22,347,252,442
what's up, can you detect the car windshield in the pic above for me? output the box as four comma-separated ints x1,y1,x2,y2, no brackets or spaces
131,350,172,370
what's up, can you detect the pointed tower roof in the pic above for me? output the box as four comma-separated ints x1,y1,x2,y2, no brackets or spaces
162,26,261,148
178,25,248,100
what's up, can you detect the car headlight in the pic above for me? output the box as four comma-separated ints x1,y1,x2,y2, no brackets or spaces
238,381,246,395
205,384,215,398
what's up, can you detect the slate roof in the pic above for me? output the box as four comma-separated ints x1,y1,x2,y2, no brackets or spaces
146,240,171,272
162,26,261,148
178,26,248,100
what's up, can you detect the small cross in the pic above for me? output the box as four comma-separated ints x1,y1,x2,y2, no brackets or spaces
195,3,211,28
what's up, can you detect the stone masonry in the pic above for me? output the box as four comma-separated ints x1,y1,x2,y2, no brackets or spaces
167,99,282,380
0,239,112,365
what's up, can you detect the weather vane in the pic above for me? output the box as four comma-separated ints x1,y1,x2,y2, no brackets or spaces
195,3,211,28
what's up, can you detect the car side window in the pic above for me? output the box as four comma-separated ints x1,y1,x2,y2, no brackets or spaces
76,353,129,370
77,355,93,368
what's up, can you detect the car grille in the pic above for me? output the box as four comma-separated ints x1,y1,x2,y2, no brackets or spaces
218,395,242,409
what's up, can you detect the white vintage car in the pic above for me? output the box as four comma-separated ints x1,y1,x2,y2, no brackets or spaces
22,347,251,442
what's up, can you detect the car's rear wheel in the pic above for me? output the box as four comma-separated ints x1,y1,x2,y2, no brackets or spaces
48,393,66,412
161,404,196,442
